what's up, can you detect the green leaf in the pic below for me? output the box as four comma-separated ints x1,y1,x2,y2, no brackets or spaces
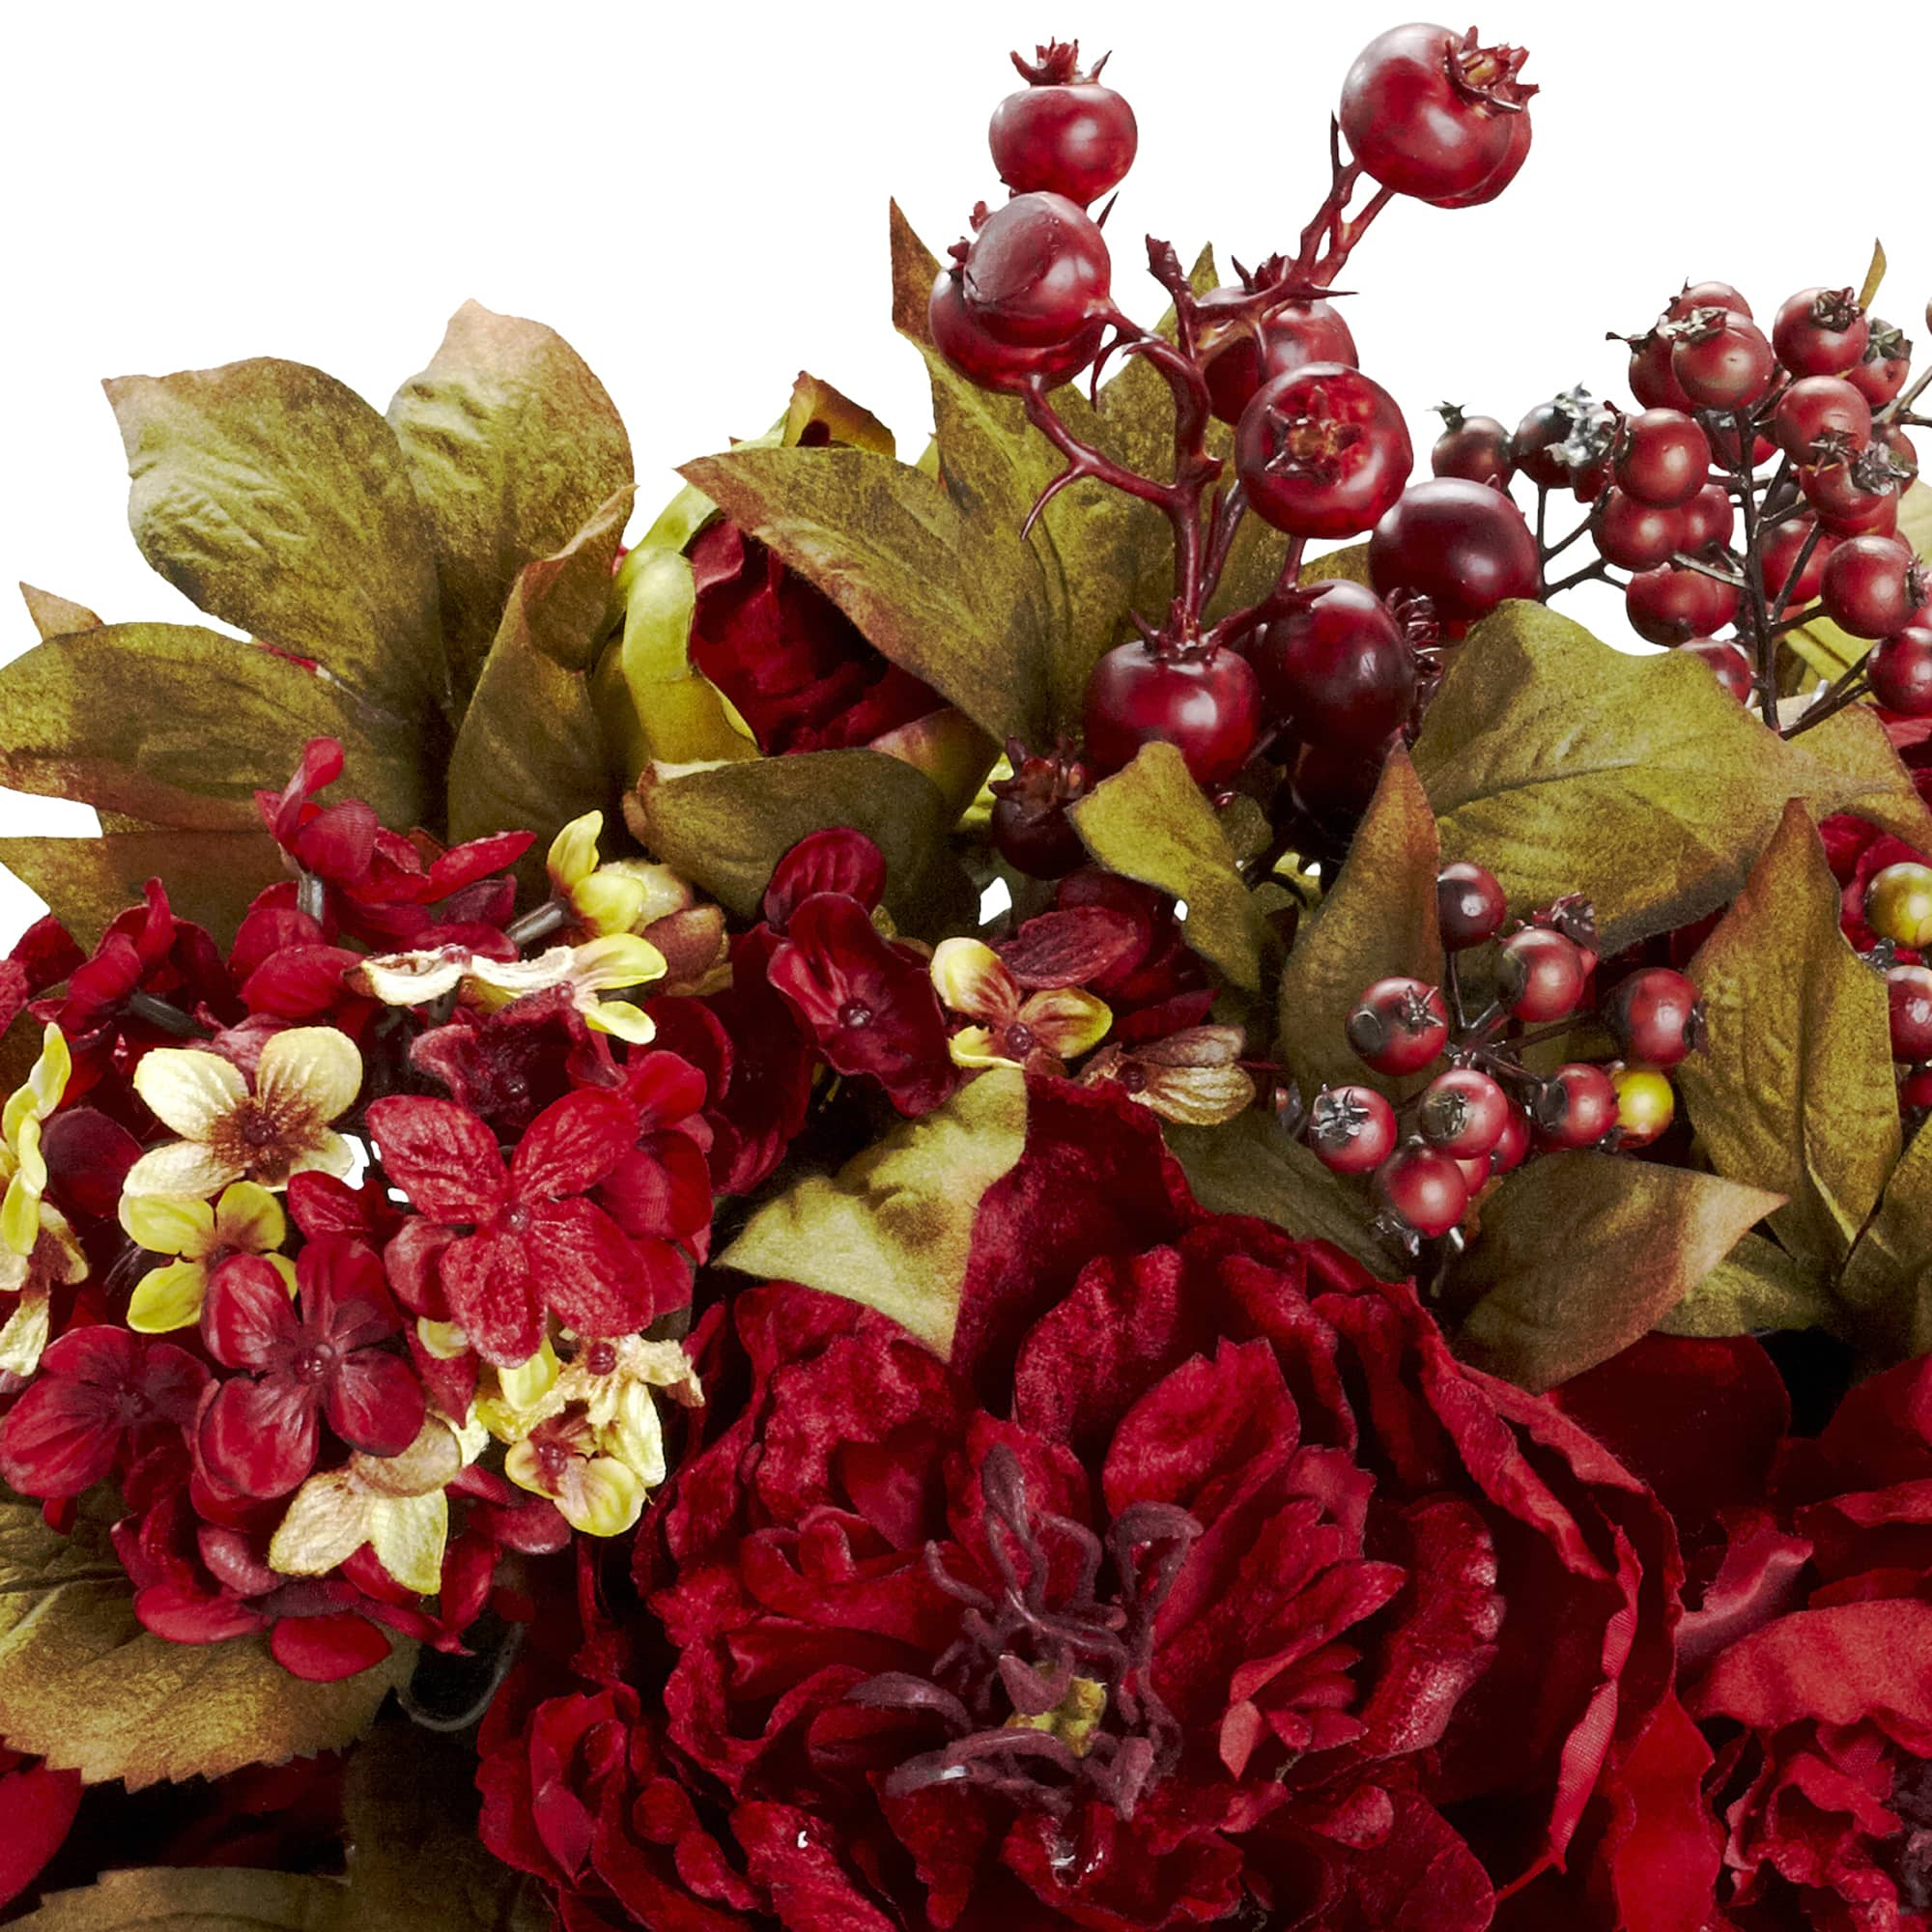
1659,1231,1837,1339
679,443,1053,747
104,358,444,723
387,301,634,704
0,1487,412,1787
1453,1155,1785,1393
1276,748,1441,1099
1795,702,1932,854
1839,1120,1932,1360
638,747,971,937
18,585,101,641
1161,1111,1391,1274
1674,800,1901,1273
1412,598,1922,951
721,1067,1030,1356
1069,742,1267,992
13,1866,348,1931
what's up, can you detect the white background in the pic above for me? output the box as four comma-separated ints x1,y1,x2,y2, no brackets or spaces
4,0,1929,948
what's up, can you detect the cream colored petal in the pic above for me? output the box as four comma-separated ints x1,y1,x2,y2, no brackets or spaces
123,1140,243,1201
546,810,604,893
930,937,1018,1025
1140,1062,1260,1128
585,1001,657,1045
596,1381,668,1490
1,1166,42,1260
366,1492,448,1597
416,1316,471,1361
464,948,577,997
131,1048,246,1140
602,859,693,927
558,1456,646,1538
0,1283,52,1378
213,1180,286,1257
1020,988,1114,1063
572,933,667,994
574,870,650,937
351,1420,466,1499
948,1026,1016,1071
269,1472,371,1578
349,951,468,1006
120,1190,214,1257
257,1027,363,1125
283,1131,357,1186
497,1339,560,1414
127,1260,212,1333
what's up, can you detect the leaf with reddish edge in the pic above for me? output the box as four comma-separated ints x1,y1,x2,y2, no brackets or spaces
1451,1155,1784,1394
1675,800,1900,1279
365,1095,510,1223
1277,746,1442,1101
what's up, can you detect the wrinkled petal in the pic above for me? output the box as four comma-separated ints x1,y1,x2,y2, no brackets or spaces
198,1375,319,1497
514,1090,640,1203
122,1139,244,1201
325,1350,427,1460
441,1228,547,1369
256,1025,362,1124
930,937,1019,1025
365,1095,511,1223
129,1046,246,1139
526,1200,656,1339
1017,986,1112,1061
202,1254,299,1369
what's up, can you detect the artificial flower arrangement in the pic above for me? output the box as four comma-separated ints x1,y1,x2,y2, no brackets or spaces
2,19,1932,1932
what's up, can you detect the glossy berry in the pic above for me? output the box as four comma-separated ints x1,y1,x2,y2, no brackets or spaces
1625,330,1697,414
1596,489,1688,573
1868,625,1932,716
1762,516,1833,606
1247,579,1414,750
1436,861,1508,950
1849,322,1913,408
1668,309,1776,412
1083,643,1262,786
1532,1064,1619,1149
1772,287,1869,379
1772,376,1872,465
1802,459,1901,538
1236,364,1412,539
1488,1104,1531,1176
1889,964,1932,1064
1418,1067,1511,1156
961,193,1111,348
1201,297,1359,426
1820,536,1924,639
1904,1065,1932,1114
1306,1084,1399,1175
1346,977,1450,1076
990,42,1137,208
1431,100,1532,208
1288,739,1391,852
1432,405,1515,485
1497,926,1587,1022
1667,281,1753,322
1680,482,1736,553
1605,967,1704,1068
989,741,1090,878
1373,1145,1470,1238
929,269,1102,394
1682,638,1754,703
1510,390,1614,496
1614,410,1710,508
1867,862,1932,950
1368,478,1539,623
1611,1068,1676,1148
1338,23,1535,205
1625,566,1737,647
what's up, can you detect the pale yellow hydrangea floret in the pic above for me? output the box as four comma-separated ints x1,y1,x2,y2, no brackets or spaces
355,935,667,1045
1,1024,72,1258
119,1180,295,1333
124,1028,362,1199
930,937,1112,1071
547,811,696,939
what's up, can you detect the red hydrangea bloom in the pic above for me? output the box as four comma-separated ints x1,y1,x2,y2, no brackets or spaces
0,1747,82,1912
621,1083,1676,1932
197,1240,425,1498
0,914,84,1040
1054,870,1216,1046
412,983,609,1135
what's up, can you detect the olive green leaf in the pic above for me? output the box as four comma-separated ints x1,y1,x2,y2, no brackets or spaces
637,747,971,936
1276,747,1442,1099
0,1487,411,1786
1068,742,1267,991
1162,1111,1389,1274
1790,697,1932,854
1659,1231,1837,1339
105,358,445,723
18,585,101,641
722,1067,1030,1357
1412,599,1920,951
387,300,634,703
1453,1156,1785,1393
1784,480,1932,682
13,1866,349,1932
1675,800,1901,1273
1838,1121,1932,1360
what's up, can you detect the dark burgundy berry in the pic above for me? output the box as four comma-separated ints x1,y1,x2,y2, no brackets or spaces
989,41,1138,208
1903,1065,1932,1113
1772,375,1872,466
1597,489,1689,573
1802,455,1902,538
1820,535,1924,639
961,192,1111,348
1682,638,1753,703
1614,410,1711,508
1288,739,1392,852
1772,287,1870,379
1368,477,1539,623
1430,100,1532,207
1625,566,1738,647
1511,390,1614,496
1431,404,1515,485
1680,481,1736,553
1489,1104,1531,1176
1889,964,1932,1063
1201,295,1359,426
1668,308,1776,411
1306,1084,1399,1174
1762,516,1833,605
1667,281,1753,322
1373,1145,1470,1237
1532,1064,1619,1149
1868,625,1932,716
1604,967,1704,1068
1236,364,1412,539
989,740,1091,878
1497,926,1587,1022
1624,329,1697,414
1849,320,1913,409
929,268,1103,394
1083,643,1262,786
1339,23,1535,204
1418,1067,1511,1156
1246,579,1414,751
1436,861,1508,950
1346,977,1450,1076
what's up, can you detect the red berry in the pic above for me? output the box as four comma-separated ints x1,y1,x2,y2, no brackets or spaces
1511,391,1614,495
1083,643,1262,786
1418,1066,1511,1156
1288,739,1391,852
1432,406,1515,486
1201,297,1359,427
1533,1064,1619,1149
1868,625,1932,716
961,193,1111,348
1306,1084,1399,1174
1802,459,1901,538
1373,1145,1470,1237
1772,287,1870,379
1666,281,1753,322
1903,1065,1932,1113
1889,964,1932,1063
1236,364,1412,539
1625,329,1698,414
1436,861,1508,950
1625,566,1738,647
1489,1104,1532,1176
929,269,1102,394
1848,321,1913,408
1430,101,1532,208
1604,967,1704,1067
1821,536,1924,639
1761,516,1833,605
1682,638,1754,703
1368,478,1540,623
1668,309,1776,412
1597,489,1689,572
989,41,1138,208
1338,23,1535,205
1680,481,1737,553
1613,410,1711,508
1772,375,1872,466
1246,579,1415,750
1497,926,1587,1022
1346,977,1450,1076
989,742,1091,878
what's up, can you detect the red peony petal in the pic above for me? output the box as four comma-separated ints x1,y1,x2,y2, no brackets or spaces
1689,1598,1932,1736
364,1094,511,1222
198,1374,319,1498
325,1350,426,1459
513,1089,641,1203
731,1800,900,1931
440,1228,546,1369
270,1611,393,1682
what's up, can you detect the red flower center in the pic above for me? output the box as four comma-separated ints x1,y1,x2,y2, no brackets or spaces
838,998,875,1030
292,1345,331,1383
584,1342,618,1376
1003,1021,1037,1058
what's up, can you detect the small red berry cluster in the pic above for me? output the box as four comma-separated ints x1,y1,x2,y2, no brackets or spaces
1300,862,1705,1254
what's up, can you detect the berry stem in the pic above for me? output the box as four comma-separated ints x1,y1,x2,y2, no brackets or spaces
1768,522,1825,620
1544,556,1615,598
1785,660,1872,738
1726,409,1782,729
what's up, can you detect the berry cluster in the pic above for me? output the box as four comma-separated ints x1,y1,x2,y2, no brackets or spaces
1300,862,1705,1253
1866,859,1932,1114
